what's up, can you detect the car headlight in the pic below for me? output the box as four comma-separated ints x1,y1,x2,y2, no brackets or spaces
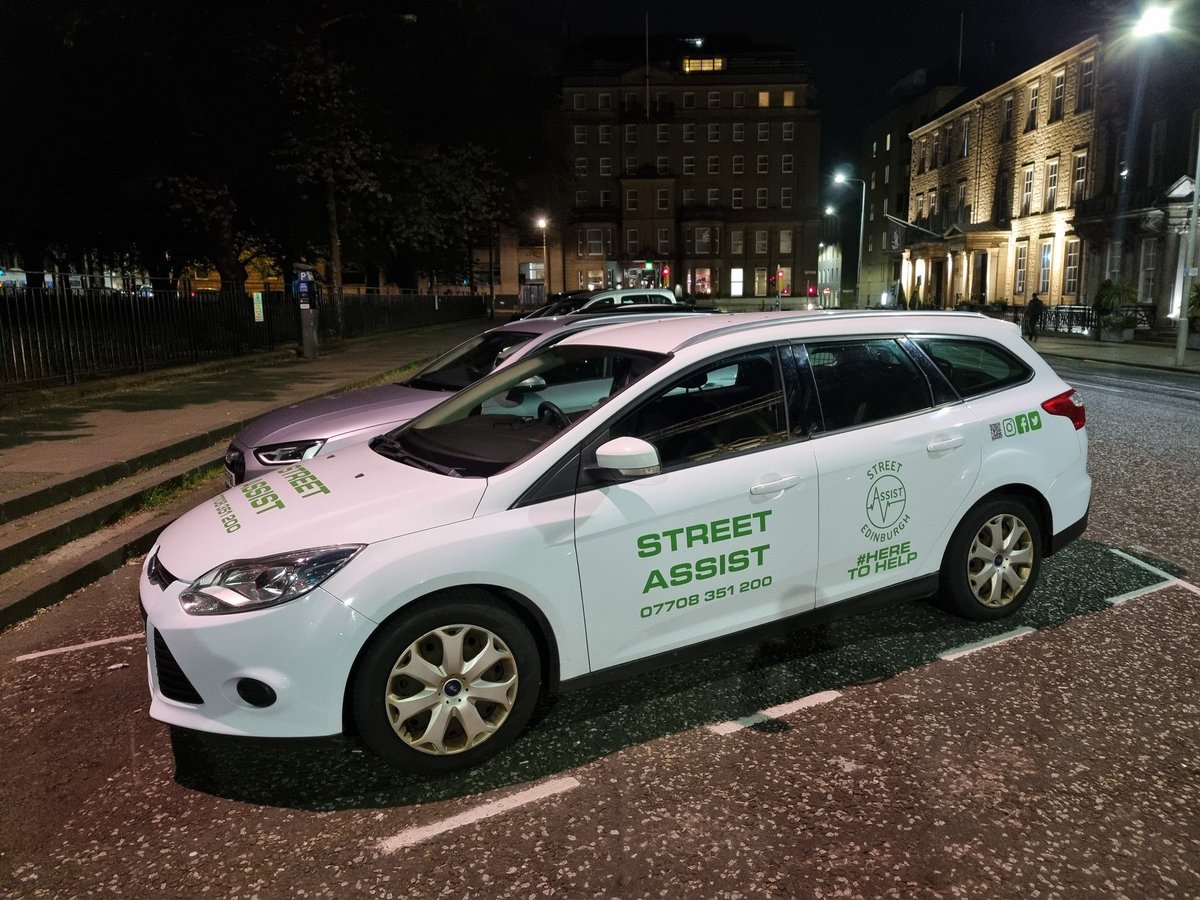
253,439,327,466
179,545,365,615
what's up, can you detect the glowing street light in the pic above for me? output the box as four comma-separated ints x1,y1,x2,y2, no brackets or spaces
536,216,549,298
835,172,867,308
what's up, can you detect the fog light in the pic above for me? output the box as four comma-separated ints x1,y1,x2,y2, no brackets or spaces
236,678,278,708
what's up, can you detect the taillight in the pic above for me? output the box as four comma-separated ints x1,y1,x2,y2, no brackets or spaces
1042,389,1086,430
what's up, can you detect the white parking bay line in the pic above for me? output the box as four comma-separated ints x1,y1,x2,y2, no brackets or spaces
378,776,580,852
706,689,842,736
13,632,143,663
939,626,1035,661
1109,549,1200,598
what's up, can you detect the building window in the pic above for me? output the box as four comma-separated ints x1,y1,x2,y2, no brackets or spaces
624,92,637,113
1044,158,1059,210
782,122,794,141
575,190,587,206
757,154,768,175
655,124,669,143
708,123,720,142
600,190,612,208
599,125,612,144
758,90,770,107
708,155,720,175
756,187,768,208
599,157,613,176
598,93,612,110
625,156,637,175
733,91,745,108
884,163,890,184
733,123,745,142
960,116,970,158
886,133,891,151
732,187,744,209
1015,243,1028,295
683,156,695,175
623,125,635,145
869,201,875,222
1021,167,1034,215
779,229,793,253
755,230,768,254
757,122,770,141
708,91,721,109
732,155,744,174
586,228,605,256
707,188,720,206
1025,81,1039,131
626,228,640,255
574,125,587,144
1039,240,1052,294
682,57,726,73
657,188,669,210
1072,151,1087,204
918,137,928,174
957,182,967,224
781,187,792,208
626,189,639,211
658,228,671,255
783,90,795,108
931,132,941,169
655,91,669,113
1001,95,1014,141
683,188,696,206
754,267,768,296
683,92,695,109
657,156,669,175
781,154,793,174
995,171,1011,223
1139,238,1158,303
1064,239,1080,296
574,157,587,177
1078,57,1095,111
683,124,696,143
730,267,744,296
731,230,744,254
1049,71,1065,122
572,93,585,110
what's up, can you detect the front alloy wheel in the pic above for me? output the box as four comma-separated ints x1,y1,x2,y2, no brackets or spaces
941,498,1042,620
352,591,542,773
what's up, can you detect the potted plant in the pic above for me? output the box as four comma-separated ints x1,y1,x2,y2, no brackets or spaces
1094,278,1136,342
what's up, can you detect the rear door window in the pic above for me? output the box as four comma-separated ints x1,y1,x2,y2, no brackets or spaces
910,337,1032,398
805,339,934,431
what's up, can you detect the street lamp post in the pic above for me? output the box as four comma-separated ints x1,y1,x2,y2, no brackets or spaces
536,217,549,302
835,172,866,308
1133,6,1193,366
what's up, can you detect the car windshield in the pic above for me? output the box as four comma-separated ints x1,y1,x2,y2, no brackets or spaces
405,330,539,391
375,344,667,477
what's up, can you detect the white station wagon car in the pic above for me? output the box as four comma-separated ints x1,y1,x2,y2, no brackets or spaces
141,311,1090,773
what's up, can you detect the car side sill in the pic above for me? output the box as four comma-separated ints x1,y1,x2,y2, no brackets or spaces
1050,507,1089,556
560,574,941,694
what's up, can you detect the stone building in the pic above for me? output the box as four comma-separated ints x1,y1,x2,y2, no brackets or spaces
560,37,822,301
902,37,1102,310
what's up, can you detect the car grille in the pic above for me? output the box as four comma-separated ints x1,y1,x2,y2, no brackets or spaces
146,551,176,591
153,629,204,705
224,444,245,485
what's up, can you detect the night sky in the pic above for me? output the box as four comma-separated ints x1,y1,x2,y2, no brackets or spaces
560,0,1112,168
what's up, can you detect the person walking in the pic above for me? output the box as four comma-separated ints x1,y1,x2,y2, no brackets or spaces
1026,292,1045,342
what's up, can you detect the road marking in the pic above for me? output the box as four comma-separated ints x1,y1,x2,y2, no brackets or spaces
13,632,143,663
378,776,580,852
706,690,841,735
939,626,1035,661
1108,549,1200,598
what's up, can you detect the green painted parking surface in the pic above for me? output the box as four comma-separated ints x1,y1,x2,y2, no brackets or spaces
170,538,1178,809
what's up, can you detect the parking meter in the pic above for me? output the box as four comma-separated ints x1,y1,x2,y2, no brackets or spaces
295,266,320,359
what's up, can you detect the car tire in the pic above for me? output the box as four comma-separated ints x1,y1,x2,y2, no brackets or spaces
351,590,542,773
939,497,1042,621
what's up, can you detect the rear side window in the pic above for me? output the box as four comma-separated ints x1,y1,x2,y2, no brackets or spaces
911,337,1032,398
805,339,933,430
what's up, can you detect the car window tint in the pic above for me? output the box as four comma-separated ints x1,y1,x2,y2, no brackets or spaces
782,344,823,436
614,348,788,467
911,337,1032,398
806,339,933,430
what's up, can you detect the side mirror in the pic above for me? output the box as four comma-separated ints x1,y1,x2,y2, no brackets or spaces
503,374,547,406
594,436,661,478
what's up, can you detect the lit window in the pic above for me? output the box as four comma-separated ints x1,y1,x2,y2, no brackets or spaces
779,229,793,253
782,90,795,108
758,91,770,107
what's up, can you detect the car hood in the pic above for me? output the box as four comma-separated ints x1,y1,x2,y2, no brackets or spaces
234,383,450,448
155,442,486,581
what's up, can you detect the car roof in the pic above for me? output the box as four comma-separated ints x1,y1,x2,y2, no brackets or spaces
552,309,1016,356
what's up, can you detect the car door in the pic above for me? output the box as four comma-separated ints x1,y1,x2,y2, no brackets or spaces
804,337,982,607
573,346,819,671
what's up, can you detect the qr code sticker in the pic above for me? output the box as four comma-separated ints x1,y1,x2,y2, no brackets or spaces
989,422,1004,441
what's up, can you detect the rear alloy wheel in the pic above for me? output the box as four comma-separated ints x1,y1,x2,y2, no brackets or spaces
941,498,1042,620
352,592,541,773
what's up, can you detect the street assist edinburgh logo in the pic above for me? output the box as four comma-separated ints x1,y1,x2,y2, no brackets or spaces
861,460,911,543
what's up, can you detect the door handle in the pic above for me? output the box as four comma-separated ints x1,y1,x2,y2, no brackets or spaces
927,434,965,453
750,475,801,495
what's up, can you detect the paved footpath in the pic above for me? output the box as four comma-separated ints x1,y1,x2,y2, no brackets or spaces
0,319,492,499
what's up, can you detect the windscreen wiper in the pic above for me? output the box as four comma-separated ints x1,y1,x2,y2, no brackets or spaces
369,436,462,476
